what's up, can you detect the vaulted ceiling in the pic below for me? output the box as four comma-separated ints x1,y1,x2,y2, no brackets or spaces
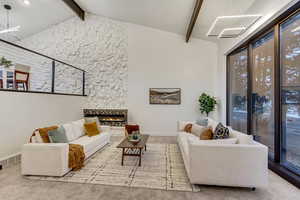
0,0,295,42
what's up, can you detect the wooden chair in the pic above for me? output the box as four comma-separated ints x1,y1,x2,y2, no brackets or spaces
15,70,29,91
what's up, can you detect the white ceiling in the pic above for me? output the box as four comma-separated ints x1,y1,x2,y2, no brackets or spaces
0,0,73,41
0,0,293,42
75,0,258,42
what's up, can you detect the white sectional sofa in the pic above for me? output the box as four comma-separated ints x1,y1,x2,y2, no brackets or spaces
22,119,111,177
177,119,268,189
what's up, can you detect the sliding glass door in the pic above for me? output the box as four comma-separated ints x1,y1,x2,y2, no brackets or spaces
226,4,300,187
280,12,300,173
228,49,248,133
251,31,275,158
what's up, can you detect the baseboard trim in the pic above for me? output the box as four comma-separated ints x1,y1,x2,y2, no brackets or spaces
0,152,21,169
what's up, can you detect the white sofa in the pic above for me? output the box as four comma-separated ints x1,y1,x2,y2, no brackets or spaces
177,119,268,189
22,119,111,176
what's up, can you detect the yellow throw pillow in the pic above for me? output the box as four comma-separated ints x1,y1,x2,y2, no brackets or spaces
38,126,59,143
200,127,214,140
84,122,100,137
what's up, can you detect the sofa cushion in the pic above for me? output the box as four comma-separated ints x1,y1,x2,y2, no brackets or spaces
70,132,109,154
230,130,253,144
72,119,85,139
178,132,198,158
48,126,68,143
101,125,111,132
189,137,238,145
63,123,77,142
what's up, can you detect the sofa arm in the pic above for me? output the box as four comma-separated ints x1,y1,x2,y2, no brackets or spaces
22,143,70,176
188,142,268,187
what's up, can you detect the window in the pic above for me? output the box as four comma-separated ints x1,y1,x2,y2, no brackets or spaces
280,12,300,173
228,49,248,133
226,4,300,187
251,31,275,158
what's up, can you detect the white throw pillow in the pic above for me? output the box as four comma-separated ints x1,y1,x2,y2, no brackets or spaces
189,137,238,145
63,123,76,142
34,130,44,143
72,119,85,139
207,118,218,131
178,121,195,131
191,124,205,137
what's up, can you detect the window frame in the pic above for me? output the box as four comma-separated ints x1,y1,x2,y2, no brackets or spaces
226,3,300,188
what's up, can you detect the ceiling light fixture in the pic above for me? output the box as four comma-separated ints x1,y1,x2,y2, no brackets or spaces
23,0,30,6
218,27,246,38
206,14,262,37
0,4,21,35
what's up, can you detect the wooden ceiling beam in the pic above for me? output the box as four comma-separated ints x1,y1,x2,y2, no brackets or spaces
62,0,85,21
185,0,204,42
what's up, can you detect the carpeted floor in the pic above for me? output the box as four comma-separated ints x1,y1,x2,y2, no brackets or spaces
0,136,300,200
26,143,200,192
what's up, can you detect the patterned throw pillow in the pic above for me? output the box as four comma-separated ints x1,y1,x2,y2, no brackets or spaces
213,123,230,139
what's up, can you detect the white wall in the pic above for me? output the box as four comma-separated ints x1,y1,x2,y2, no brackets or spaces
216,0,298,124
0,92,85,160
17,14,218,137
127,23,218,135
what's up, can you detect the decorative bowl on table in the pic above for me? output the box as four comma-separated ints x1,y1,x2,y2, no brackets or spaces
128,132,141,145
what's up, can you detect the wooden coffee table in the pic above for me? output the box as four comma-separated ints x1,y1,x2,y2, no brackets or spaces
117,135,149,166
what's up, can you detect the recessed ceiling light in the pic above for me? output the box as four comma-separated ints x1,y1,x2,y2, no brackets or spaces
23,0,30,6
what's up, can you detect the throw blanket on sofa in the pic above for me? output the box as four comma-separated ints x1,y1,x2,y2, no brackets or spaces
69,144,85,171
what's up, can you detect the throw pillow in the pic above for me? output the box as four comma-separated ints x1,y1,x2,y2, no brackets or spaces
200,127,214,140
191,124,205,137
184,123,193,133
63,123,76,142
38,126,59,143
84,122,100,137
196,119,208,126
213,123,230,139
48,126,69,143
178,121,195,131
85,117,101,130
72,119,85,139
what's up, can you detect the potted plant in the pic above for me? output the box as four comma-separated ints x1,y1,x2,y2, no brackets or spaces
198,93,217,117
0,57,13,68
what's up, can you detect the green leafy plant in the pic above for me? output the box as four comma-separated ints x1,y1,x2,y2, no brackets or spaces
0,57,13,68
198,93,217,117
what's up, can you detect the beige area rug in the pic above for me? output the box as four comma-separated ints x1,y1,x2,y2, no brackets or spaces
26,143,200,192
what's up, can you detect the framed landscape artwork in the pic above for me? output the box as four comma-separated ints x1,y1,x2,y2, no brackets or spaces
149,88,181,105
